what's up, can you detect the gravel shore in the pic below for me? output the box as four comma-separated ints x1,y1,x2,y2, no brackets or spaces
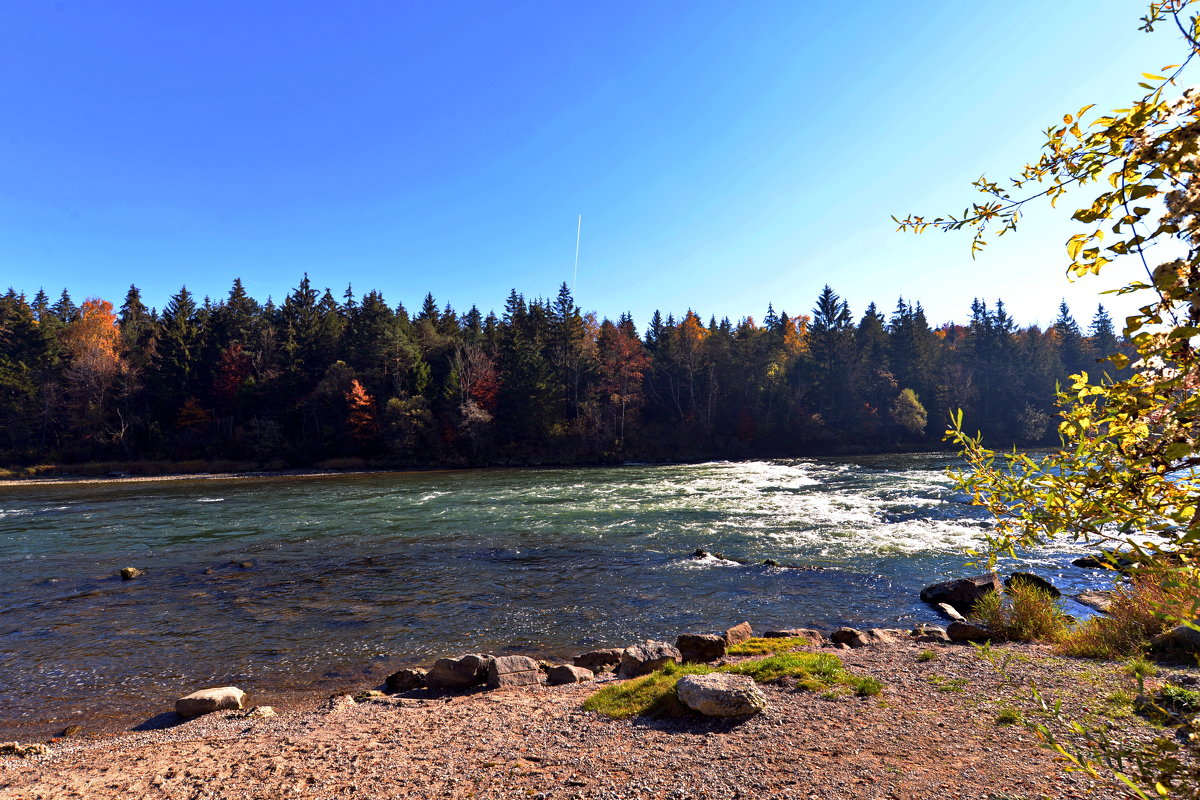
4,638,1189,800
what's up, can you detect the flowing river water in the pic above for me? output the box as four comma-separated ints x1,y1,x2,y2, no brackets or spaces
0,454,1118,739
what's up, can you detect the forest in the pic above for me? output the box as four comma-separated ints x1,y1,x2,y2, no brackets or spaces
0,277,1126,469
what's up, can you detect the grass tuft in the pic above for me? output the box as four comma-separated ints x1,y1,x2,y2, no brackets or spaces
1057,572,1188,660
995,706,1024,725
726,636,811,656
971,580,1070,643
917,649,938,662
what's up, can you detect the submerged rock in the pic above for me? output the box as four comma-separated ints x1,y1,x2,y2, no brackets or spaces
676,633,727,663
119,567,144,581
175,686,245,718
919,574,1002,616
676,673,767,717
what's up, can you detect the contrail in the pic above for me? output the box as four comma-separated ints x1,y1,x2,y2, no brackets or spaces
573,214,581,292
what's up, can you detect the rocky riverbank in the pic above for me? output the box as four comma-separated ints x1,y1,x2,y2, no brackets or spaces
3,624,1197,799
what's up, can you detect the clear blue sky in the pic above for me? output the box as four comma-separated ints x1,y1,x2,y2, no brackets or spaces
0,1,1181,329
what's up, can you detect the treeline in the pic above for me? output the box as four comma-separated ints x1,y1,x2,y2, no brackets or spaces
0,277,1125,468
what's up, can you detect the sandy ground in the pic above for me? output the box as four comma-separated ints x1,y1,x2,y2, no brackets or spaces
3,638,1192,800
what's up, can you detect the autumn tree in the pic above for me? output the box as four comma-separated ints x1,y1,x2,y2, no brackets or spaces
899,3,1200,795
63,298,124,439
345,378,378,447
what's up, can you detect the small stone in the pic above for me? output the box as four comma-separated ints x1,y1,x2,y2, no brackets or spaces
244,705,276,719
724,621,753,646
318,694,357,713
60,724,83,738
546,665,594,685
239,561,254,569
385,667,427,692
911,623,949,643
120,567,144,581
175,686,245,718
353,690,386,702
676,673,767,717
676,633,726,663
935,603,967,623
487,655,543,689
573,649,623,674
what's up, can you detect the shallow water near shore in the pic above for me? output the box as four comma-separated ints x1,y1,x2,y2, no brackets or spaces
0,454,1117,739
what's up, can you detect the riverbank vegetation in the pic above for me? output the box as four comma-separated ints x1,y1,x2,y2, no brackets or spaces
0,277,1125,470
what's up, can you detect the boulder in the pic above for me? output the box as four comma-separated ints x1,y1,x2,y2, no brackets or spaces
676,673,767,717
676,633,727,663
486,655,544,689
546,665,594,685
947,621,991,642
175,686,245,718
426,654,493,691
830,627,893,648
618,640,681,678
724,621,754,646
120,567,144,581
1151,623,1200,655
763,628,824,641
385,668,427,693
573,648,624,674
1004,572,1061,597
1076,591,1117,613
919,574,1002,616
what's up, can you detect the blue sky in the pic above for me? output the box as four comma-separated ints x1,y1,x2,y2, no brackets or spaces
0,1,1181,329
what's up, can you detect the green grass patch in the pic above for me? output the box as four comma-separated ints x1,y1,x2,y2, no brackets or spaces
995,706,1023,725
583,651,882,719
917,649,938,662
928,675,969,693
726,636,811,656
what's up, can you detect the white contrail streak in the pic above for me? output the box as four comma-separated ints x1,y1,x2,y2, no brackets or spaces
573,214,581,292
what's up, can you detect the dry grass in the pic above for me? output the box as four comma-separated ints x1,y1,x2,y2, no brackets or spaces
1057,572,1187,660
971,580,1071,643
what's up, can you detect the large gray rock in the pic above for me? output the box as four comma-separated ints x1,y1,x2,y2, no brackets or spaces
546,664,594,685
618,640,681,678
1004,572,1060,597
385,667,427,692
574,648,624,674
676,673,767,717
486,655,543,689
919,574,1002,616
1151,623,1200,655
724,621,754,646
676,633,726,663
175,686,245,718
426,654,493,691
947,621,991,642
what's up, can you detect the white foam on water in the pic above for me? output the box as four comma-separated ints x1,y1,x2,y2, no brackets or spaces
196,498,225,503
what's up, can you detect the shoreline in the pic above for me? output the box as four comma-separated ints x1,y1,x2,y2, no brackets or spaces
2,635,1183,799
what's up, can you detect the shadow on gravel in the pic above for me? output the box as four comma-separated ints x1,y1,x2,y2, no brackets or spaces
630,714,757,735
131,712,187,732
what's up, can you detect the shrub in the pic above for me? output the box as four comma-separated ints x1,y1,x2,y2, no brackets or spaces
971,579,1071,643
1057,572,1186,660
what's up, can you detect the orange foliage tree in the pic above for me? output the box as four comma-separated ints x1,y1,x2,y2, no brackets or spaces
63,298,123,432
345,379,378,445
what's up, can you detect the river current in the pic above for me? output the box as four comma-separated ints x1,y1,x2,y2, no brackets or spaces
0,454,1117,737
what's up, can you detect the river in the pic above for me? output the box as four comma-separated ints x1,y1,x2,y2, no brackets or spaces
0,454,1117,738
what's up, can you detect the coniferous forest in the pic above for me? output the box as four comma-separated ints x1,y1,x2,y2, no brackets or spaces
0,277,1126,470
